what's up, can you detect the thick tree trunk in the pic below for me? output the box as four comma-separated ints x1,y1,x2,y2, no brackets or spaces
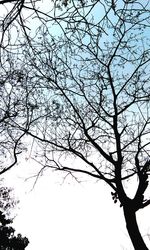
123,206,149,250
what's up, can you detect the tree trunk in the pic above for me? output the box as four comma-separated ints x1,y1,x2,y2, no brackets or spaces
123,206,149,250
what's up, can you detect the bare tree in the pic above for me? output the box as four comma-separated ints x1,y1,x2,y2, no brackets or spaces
0,0,79,50
0,0,46,51
1,0,150,249
0,0,122,51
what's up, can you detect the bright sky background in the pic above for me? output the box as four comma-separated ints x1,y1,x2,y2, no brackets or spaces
5,162,126,250
3,159,150,250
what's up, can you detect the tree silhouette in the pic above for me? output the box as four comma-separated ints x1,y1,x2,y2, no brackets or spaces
0,212,29,250
0,0,116,50
0,0,150,249
0,183,29,249
0,0,74,48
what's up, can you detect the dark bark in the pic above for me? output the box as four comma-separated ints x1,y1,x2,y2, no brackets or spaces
123,206,149,250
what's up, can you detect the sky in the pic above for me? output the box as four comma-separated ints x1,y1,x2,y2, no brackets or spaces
3,159,150,250
4,161,130,250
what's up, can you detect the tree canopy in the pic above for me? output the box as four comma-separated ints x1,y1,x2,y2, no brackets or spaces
0,211,29,250
0,0,150,249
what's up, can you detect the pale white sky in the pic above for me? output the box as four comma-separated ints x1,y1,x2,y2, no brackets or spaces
4,160,150,250
6,165,125,250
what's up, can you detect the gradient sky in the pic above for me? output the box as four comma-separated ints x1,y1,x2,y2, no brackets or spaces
1,1,150,249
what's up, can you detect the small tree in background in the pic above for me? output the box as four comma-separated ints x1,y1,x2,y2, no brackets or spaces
0,211,29,250
0,182,29,249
